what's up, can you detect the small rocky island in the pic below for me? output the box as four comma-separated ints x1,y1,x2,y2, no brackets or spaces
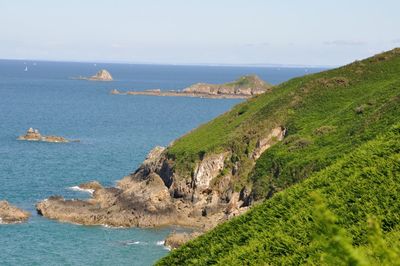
0,201,30,224
111,75,272,99
18,128,76,143
74,69,113,81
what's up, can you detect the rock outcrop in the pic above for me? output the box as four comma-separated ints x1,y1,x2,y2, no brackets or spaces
36,126,285,230
18,128,73,143
252,126,287,160
0,201,31,224
183,75,271,97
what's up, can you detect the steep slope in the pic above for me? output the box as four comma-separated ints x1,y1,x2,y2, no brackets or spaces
37,49,400,235
157,124,400,265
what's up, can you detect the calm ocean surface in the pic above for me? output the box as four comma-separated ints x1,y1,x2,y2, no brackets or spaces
0,60,324,265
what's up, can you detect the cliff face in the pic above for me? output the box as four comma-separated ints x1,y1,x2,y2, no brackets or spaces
182,75,272,96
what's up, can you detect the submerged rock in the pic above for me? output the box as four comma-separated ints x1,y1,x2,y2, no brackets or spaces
0,201,31,224
110,89,121,95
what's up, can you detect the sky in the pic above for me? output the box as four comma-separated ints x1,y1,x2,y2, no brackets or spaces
0,0,399,66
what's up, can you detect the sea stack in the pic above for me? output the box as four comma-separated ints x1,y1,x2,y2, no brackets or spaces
0,201,31,224
89,69,113,81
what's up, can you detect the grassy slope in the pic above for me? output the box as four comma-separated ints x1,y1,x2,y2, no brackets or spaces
158,124,400,265
157,49,400,264
167,49,400,197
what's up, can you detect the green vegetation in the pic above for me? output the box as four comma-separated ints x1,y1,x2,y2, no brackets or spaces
167,49,400,194
224,74,271,88
158,48,400,264
158,124,400,265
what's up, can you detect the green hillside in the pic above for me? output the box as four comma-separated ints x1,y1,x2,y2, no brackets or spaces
158,124,400,265
158,48,400,264
167,48,400,196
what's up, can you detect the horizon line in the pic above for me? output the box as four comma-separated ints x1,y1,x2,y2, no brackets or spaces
0,57,335,69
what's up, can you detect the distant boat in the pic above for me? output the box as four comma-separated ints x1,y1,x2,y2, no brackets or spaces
24,66,28,72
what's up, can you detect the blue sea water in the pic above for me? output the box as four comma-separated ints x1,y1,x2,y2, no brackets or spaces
0,60,324,265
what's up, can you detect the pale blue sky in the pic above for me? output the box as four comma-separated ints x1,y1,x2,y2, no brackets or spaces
0,0,399,66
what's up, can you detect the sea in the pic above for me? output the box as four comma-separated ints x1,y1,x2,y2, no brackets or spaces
0,59,324,265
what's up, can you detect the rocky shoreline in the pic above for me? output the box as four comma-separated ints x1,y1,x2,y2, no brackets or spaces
36,145,250,229
36,126,286,233
0,201,30,224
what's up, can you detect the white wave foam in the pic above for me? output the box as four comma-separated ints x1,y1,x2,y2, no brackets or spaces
101,224,124,229
125,241,140,245
68,186,94,194
156,240,165,246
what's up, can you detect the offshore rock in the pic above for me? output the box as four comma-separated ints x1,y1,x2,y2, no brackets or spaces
17,128,73,143
73,69,113,81
89,69,113,81
0,201,31,224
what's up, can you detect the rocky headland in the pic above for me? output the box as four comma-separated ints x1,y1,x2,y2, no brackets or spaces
18,128,76,143
0,201,31,224
36,126,286,233
74,69,113,81
111,75,272,99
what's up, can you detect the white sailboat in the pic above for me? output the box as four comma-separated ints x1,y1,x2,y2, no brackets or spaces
24,66,28,72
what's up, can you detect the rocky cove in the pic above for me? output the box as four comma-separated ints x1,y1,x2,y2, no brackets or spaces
35,126,286,246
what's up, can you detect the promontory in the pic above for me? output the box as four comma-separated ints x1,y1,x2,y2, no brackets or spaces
111,75,272,99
